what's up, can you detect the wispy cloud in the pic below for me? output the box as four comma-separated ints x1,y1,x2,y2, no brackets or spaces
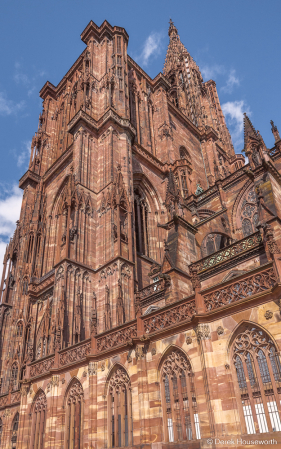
221,69,240,94
222,100,251,150
201,64,240,94
16,140,31,168
136,32,164,66
201,64,225,80
14,62,46,96
0,92,25,116
0,184,23,263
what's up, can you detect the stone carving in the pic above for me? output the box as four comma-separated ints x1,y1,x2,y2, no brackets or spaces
88,362,97,376
186,336,192,345
59,342,90,367
204,267,276,311
191,231,262,273
161,349,192,380
30,357,55,377
151,347,156,356
97,325,137,352
143,299,196,334
264,310,273,320
217,326,224,336
108,367,130,394
195,324,211,341
67,381,83,405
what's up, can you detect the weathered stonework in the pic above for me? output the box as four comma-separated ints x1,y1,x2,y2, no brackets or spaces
0,18,281,449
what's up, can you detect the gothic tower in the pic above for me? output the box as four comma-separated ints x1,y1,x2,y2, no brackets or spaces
0,19,281,449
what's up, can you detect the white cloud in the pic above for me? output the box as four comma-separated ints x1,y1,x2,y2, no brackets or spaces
14,62,46,96
0,184,23,264
137,32,164,66
222,100,251,150
201,64,225,80
16,140,31,168
0,92,25,116
221,69,240,94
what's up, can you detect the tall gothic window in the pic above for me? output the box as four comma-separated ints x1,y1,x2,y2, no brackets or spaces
240,187,258,237
17,322,23,337
11,363,18,391
201,233,231,257
30,392,47,449
11,412,19,449
134,188,149,256
0,418,2,446
65,380,84,449
161,349,201,443
232,327,281,434
107,366,132,448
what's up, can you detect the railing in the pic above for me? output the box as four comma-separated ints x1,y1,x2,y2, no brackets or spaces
97,324,137,352
191,231,262,274
143,298,196,334
139,278,165,300
203,266,276,311
60,340,91,367
30,356,55,378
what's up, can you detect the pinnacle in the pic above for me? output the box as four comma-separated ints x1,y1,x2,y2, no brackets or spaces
243,113,259,146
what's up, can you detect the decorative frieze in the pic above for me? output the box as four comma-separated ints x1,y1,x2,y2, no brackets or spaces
143,299,196,334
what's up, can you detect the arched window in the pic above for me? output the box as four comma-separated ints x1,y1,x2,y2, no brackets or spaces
0,418,2,446
107,366,132,448
232,326,281,434
201,233,231,257
30,392,47,448
11,412,19,449
179,146,191,162
134,188,149,256
240,187,258,237
65,380,84,449
160,349,200,443
16,322,23,337
11,363,18,391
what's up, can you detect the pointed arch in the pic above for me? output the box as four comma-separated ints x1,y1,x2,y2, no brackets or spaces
64,377,84,449
158,345,200,443
29,389,47,448
231,180,258,234
106,363,132,448
228,321,281,435
11,411,19,449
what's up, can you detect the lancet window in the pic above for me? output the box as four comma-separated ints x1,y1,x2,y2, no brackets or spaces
240,187,258,237
11,412,19,449
232,326,281,434
107,367,132,448
11,363,18,391
30,392,47,449
134,188,149,256
16,322,23,337
0,418,2,446
201,233,231,257
161,349,201,443
65,380,84,449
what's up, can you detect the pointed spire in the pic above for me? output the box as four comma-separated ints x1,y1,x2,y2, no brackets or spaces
243,113,259,144
168,19,178,39
270,120,280,142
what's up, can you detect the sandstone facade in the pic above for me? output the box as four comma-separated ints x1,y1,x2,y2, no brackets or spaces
0,19,281,449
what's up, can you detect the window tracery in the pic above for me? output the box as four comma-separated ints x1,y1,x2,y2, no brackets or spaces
161,349,201,442
107,367,132,448
232,327,281,434
201,233,231,257
65,381,84,449
30,392,47,449
11,412,19,449
240,187,258,237
134,188,149,256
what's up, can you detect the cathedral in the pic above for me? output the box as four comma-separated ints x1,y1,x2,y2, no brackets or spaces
0,18,281,448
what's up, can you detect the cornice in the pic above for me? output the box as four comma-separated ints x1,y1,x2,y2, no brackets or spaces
67,108,136,138
81,20,129,45
18,170,41,190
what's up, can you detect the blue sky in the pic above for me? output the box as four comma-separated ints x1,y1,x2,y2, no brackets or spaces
0,0,280,262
